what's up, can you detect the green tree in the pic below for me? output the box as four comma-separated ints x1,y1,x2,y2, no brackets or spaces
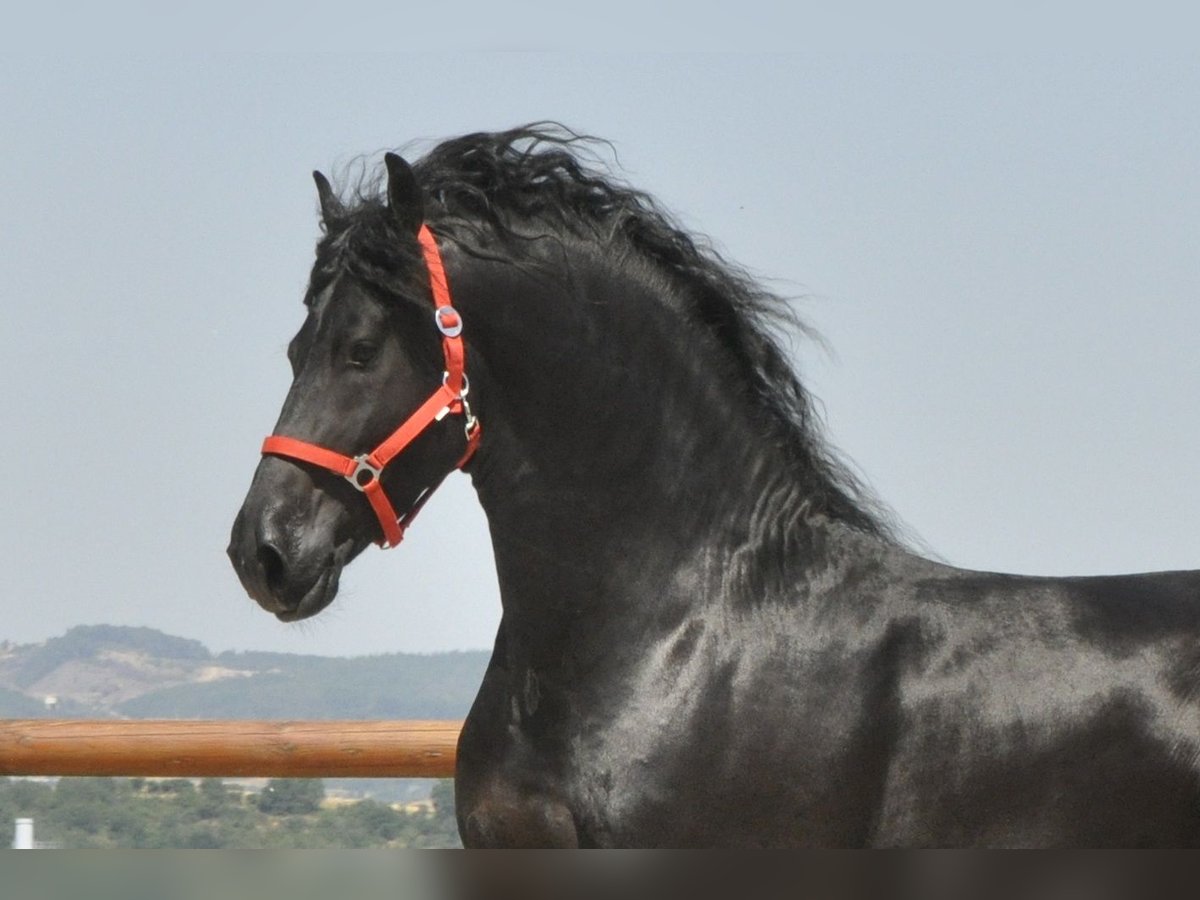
47,777,125,836
193,778,232,819
256,778,324,815
147,778,195,796
415,780,461,848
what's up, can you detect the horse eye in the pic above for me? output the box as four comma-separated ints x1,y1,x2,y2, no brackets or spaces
348,340,379,367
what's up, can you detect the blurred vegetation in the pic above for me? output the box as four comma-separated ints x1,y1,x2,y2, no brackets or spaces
0,776,461,849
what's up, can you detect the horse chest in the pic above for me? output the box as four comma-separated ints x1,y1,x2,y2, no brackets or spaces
458,632,897,847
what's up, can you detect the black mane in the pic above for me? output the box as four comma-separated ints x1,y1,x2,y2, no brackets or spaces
314,124,897,540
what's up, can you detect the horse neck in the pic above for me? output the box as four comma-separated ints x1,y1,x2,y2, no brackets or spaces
448,236,833,641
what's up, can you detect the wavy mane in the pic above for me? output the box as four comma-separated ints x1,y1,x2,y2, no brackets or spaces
313,124,899,541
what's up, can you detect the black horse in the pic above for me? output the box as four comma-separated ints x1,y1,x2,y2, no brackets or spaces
229,126,1200,847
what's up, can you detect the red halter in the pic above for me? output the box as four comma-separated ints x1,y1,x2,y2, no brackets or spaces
260,224,481,548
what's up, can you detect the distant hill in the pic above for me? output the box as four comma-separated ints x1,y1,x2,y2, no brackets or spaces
0,625,489,721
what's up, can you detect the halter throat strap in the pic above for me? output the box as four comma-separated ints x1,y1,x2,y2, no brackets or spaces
260,224,481,548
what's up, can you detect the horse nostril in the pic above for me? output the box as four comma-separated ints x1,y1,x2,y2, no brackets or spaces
257,541,287,595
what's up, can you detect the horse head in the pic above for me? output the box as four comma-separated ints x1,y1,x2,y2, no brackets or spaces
227,154,476,621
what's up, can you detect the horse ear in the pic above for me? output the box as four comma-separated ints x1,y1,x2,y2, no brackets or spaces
384,152,424,235
312,170,343,223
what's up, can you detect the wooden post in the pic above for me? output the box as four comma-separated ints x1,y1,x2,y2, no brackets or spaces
0,720,461,779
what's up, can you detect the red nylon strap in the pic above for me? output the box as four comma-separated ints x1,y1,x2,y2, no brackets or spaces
260,223,478,549
367,384,459,470
363,480,403,548
419,224,465,395
419,223,452,307
260,435,356,478
457,422,482,470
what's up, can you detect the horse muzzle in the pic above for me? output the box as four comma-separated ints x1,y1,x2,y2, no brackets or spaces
227,468,361,621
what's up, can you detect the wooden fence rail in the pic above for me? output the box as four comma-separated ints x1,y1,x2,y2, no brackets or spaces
0,719,462,779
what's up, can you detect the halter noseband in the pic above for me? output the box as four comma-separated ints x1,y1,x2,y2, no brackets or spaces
260,224,481,548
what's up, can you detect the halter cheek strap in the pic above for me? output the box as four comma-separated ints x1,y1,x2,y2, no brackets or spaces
260,224,481,548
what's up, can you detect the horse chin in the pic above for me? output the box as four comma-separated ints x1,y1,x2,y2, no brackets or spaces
274,566,340,622
274,536,362,623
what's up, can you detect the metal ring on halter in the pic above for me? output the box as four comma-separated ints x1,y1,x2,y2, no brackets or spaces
442,371,470,398
346,455,382,491
434,306,464,338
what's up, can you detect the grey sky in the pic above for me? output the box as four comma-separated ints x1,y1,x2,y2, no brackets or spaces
1,55,1196,657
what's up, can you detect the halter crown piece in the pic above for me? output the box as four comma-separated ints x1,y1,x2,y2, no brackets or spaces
260,224,481,548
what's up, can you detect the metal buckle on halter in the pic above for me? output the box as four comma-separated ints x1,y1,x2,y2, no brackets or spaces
434,306,464,338
346,454,382,491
